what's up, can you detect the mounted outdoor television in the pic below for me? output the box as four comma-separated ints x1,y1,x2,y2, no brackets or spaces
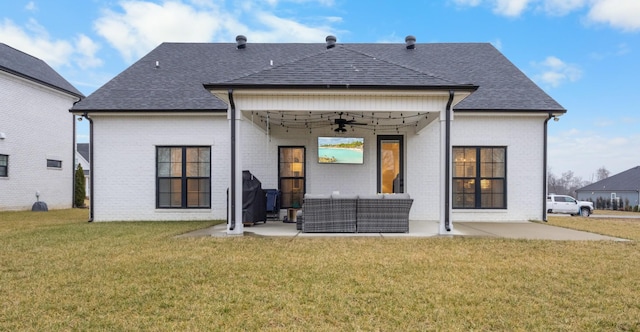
318,137,364,164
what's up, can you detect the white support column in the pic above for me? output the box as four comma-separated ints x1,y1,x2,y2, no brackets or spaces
227,105,244,235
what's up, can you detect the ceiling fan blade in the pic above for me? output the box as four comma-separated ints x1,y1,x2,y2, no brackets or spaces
347,121,368,126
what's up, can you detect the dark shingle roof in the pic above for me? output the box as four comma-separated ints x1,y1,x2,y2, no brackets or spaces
77,143,90,162
72,42,564,112
577,166,640,192
0,43,83,98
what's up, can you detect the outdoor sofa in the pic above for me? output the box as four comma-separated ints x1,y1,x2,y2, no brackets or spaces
299,194,358,233
297,193,413,233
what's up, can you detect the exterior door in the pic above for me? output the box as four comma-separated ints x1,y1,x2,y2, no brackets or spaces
278,146,305,209
377,135,404,193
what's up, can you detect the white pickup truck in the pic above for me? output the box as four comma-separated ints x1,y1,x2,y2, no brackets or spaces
546,194,594,217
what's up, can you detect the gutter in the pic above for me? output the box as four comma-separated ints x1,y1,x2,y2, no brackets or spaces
204,83,479,92
444,90,454,232
228,89,236,231
81,112,94,222
71,97,81,209
542,113,554,222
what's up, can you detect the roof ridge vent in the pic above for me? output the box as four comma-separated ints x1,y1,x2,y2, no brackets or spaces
405,35,416,49
236,35,247,49
325,35,336,49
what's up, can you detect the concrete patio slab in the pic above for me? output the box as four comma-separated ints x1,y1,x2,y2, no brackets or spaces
177,220,628,241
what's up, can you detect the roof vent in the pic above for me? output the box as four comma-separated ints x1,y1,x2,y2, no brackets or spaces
236,35,247,49
405,35,416,49
326,35,336,49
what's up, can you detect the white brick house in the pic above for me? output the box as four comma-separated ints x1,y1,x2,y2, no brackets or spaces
0,44,83,211
72,36,565,233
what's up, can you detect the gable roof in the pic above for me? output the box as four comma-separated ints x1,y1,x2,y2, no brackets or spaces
77,143,90,162
0,43,83,98
72,41,565,113
214,45,467,88
577,166,640,192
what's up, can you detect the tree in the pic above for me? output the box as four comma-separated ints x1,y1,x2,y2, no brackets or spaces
74,164,86,208
596,166,610,181
547,169,589,196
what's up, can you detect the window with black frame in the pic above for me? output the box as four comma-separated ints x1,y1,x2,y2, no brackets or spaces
47,159,62,168
453,147,506,209
157,146,211,208
0,154,7,177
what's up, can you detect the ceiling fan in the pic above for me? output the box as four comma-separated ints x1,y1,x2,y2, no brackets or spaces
334,112,367,132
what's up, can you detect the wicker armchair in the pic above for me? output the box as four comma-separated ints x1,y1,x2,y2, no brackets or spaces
356,194,413,233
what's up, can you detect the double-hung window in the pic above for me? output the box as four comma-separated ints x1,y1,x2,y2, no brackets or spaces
157,146,211,208
0,154,7,177
453,147,506,209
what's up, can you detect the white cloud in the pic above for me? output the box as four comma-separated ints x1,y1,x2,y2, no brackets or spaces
588,0,640,32
453,0,640,31
263,0,336,6
25,1,37,11
491,38,503,50
621,116,639,124
0,18,103,71
532,56,582,88
248,11,336,42
541,0,586,16
93,1,342,62
493,0,532,17
589,42,631,60
593,118,614,127
548,128,640,181
75,34,104,69
451,0,533,16
0,18,73,68
94,1,234,62
452,0,482,7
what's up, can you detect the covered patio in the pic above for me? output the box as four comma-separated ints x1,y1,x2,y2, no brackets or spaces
208,86,476,237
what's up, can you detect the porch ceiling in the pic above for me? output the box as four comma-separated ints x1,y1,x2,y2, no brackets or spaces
242,110,436,134
209,89,466,134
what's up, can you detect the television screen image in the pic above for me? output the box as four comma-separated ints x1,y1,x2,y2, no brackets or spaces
318,137,364,164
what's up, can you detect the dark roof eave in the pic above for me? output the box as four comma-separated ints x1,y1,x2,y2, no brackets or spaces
576,189,639,192
69,108,227,113
204,83,479,92
1,66,84,99
454,108,567,114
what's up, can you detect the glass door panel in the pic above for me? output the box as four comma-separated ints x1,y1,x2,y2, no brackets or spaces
377,136,404,193
279,146,305,208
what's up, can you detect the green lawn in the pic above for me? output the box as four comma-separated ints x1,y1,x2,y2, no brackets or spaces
1,209,639,331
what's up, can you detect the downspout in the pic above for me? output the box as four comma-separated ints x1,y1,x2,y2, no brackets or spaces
444,90,454,232
228,89,236,231
542,113,554,222
71,98,81,208
81,112,94,222
72,110,76,208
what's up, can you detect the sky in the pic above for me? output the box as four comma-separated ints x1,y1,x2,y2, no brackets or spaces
1,0,638,182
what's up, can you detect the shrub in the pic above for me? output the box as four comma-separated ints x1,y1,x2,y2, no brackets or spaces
74,164,86,208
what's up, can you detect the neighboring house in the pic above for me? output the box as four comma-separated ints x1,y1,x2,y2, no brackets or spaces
0,43,83,211
576,166,640,210
71,36,565,233
76,143,91,197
